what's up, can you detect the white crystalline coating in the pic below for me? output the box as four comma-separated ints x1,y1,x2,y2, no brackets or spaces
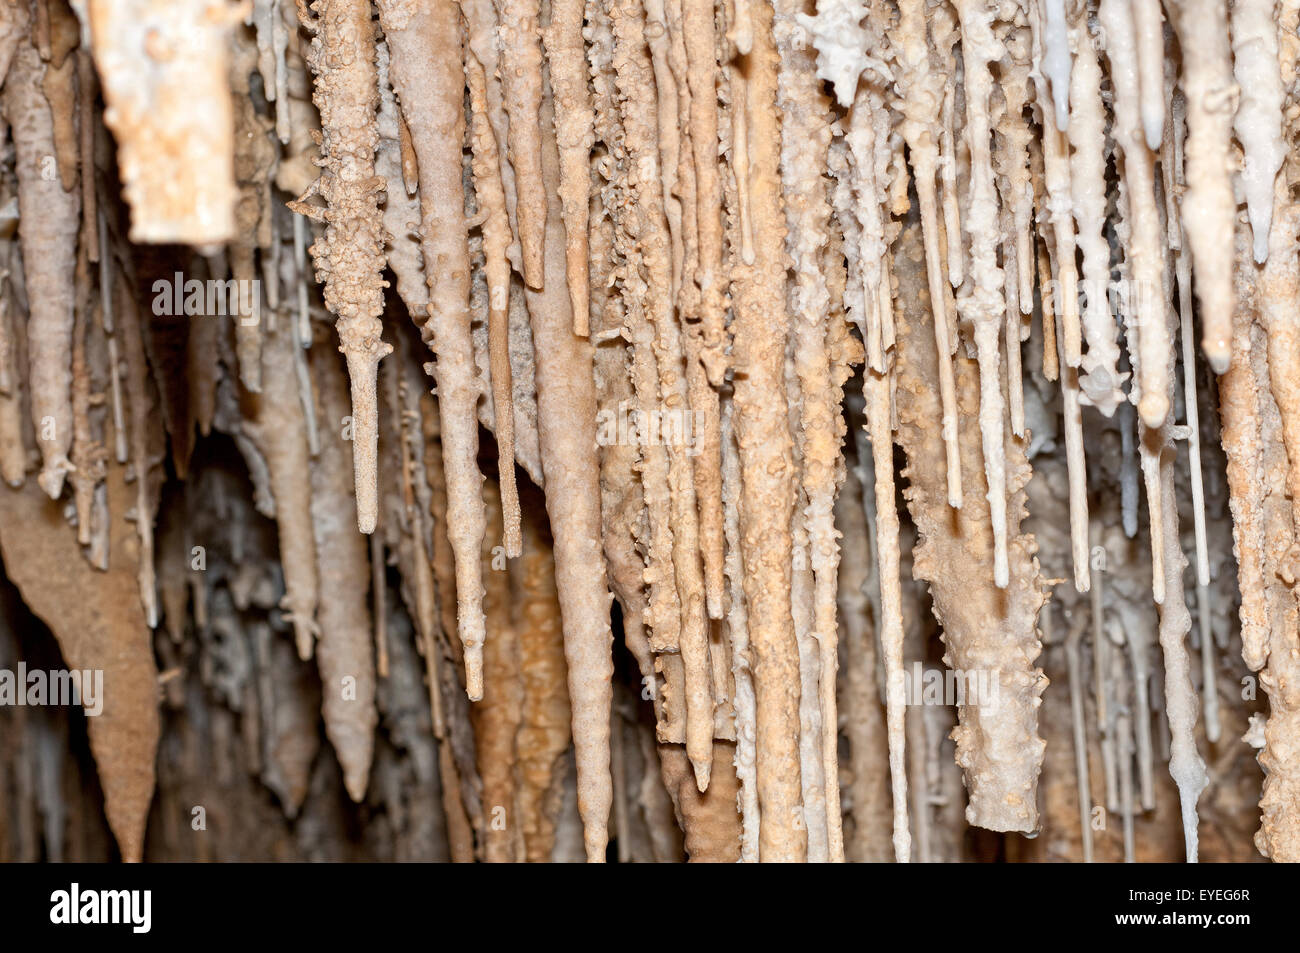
893,0,962,508
1244,713,1268,750
1168,0,1236,372
1100,0,1169,429
797,0,890,108
1132,0,1166,152
1231,0,1285,264
846,86,888,372
1040,0,1071,130
1029,0,1081,372
1069,4,1126,414
953,0,1010,588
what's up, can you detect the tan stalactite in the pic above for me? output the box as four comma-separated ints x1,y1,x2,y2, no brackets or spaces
114,273,161,633
773,0,844,860
0,0,1297,869
291,0,390,535
893,0,961,509
1222,212,1300,861
514,488,574,862
4,28,78,499
542,0,595,335
308,342,378,803
610,0,713,791
0,470,160,863
466,51,523,558
496,0,548,286
240,315,320,660
83,0,238,244
683,0,728,379
727,0,804,863
894,220,1048,836
474,478,525,862
522,70,615,862
378,0,488,699
659,741,741,860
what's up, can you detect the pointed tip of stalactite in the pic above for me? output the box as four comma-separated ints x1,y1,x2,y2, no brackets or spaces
1203,339,1231,376
37,466,66,500
1181,808,1201,864
504,514,523,559
1253,235,1269,266
1143,119,1163,155
239,357,263,394
571,287,590,339
584,826,610,863
1139,393,1169,430
464,646,484,702
522,257,544,292
357,508,376,534
691,756,712,793
706,593,723,620
344,770,369,804
893,833,911,864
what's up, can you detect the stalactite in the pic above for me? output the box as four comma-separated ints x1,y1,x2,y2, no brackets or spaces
543,0,595,335
308,340,377,803
727,0,803,863
114,273,161,631
523,63,614,862
836,454,891,861
239,316,319,660
291,0,389,535
1067,3,1124,414
377,0,488,700
1222,217,1300,861
473,478,524,862
496,0,548,286
1099,0,1168,430
774,0,844,860
891,0,961,508
82,0,238,244
465,50,522,558
1166,0,1235,373
0,469,160,863
4,27,77,499
895,220,1048,835
659,740,741,860
610,0,712,790
952,0,1010,589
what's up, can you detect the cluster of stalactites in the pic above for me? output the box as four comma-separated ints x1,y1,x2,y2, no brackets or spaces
0,0,1296,865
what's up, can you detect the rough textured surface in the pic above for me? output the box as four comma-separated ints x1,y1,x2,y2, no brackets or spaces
894,223,1048,835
